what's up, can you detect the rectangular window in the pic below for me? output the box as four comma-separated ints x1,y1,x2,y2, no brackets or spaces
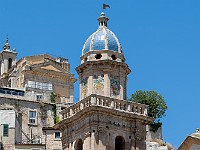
36,82,42,89
29,111,37,124
55,132,61,139
27,81,52,91
3,124,9,137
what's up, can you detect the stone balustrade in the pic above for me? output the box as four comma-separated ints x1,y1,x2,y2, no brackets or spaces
61,94,148,119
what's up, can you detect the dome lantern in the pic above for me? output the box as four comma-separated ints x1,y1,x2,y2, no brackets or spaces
98,12,109,27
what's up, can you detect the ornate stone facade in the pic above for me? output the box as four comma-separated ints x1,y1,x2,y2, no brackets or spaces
55,12,153,150
56,94,152,150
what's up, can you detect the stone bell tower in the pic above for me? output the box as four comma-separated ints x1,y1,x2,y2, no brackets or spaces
0,38,17,76
76,12,130,100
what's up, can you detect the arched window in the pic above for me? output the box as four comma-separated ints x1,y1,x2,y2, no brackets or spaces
74,139,83,150
115,136,125,150
8,58,12,69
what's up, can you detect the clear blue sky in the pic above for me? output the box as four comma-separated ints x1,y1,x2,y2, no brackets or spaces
0,0,200,148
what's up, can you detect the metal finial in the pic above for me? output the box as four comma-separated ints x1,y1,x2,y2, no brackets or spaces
3,37,10,51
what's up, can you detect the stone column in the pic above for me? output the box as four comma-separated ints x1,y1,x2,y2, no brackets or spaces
88,75,93,96
79,75,82,100
103,70,110,97
119,67,126,100
83,135,91,150
90,131,96,150
69,85,74,103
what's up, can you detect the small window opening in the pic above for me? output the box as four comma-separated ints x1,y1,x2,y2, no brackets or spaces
111,55,117,60
95,54,102,59
55,132,61,139
84,57,87,62
3,124,9,137
36,95,43,101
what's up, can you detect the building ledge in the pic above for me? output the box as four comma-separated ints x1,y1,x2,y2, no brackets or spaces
55,94,153,129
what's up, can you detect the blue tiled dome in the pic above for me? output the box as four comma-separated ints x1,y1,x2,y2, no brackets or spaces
82,12,122,55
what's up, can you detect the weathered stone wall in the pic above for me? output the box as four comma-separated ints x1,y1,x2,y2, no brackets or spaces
146,125,163,141
0,95,54,150
0,128,15,150
146,142,168,150
43,129,62,150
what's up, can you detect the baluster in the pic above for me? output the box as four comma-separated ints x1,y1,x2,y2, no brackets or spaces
66,112,68,118
100,98,102,106
97,98,99,105
115,102,117,109
107,100,110,107
91,96,97,105
135,106,138,113
111,100,114,108
119,102,121,110
132,106,135,112
123,104,126,111
116,102,119,109
80,103,83,110
102,99,104,106
104,99,106,106
127,104,131,112
103,99,105,106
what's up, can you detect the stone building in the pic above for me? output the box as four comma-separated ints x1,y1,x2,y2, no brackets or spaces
178,129,200,150
0,39,76,106
0,89,54,150
0,36,76,149
55,12,153,150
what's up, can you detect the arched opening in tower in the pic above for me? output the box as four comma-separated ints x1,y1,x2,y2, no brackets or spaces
8,58,12,70
75,139,83,150
115,136,125,150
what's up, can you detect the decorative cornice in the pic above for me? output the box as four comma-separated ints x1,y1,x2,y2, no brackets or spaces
76,60,131,75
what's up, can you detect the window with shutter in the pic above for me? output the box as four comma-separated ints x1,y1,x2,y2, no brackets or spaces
3,124,9,137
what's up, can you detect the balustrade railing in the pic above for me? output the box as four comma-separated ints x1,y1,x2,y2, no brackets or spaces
61,94,148,119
